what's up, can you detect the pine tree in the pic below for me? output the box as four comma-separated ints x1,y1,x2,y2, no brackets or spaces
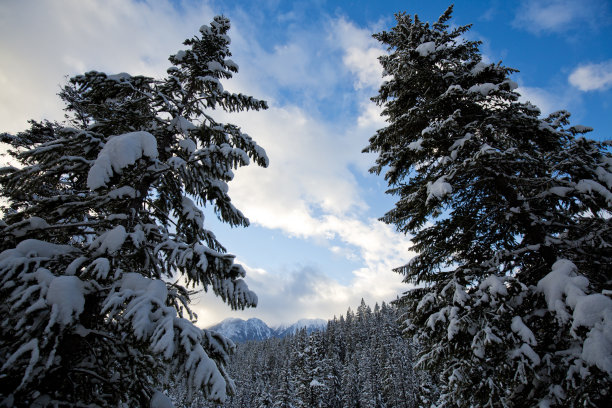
365,6,612,407
0,16,268,407
273,358,298,408
341,356,360,408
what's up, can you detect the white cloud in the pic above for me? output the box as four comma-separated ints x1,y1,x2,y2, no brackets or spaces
192,15,411,325
569,60,612,91
333,18,385,90
516,86,560,116
513,0,610,35
330,245,359,261
192,264,356,327
203,102,413,327
222,106,368,220
0,0,214,133
193,222,412,327
357,100,386,129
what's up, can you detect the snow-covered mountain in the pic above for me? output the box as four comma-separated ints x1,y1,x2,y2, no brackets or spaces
208,317,327,343
274,318,328,338
207,318,275,343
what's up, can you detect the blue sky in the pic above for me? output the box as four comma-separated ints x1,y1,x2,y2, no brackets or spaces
1,0,611,326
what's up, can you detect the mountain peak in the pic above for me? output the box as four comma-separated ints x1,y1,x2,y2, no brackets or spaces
208,317,327,343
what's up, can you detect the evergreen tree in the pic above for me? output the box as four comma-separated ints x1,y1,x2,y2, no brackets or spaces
340,356,360,408
0,16,268,407
381,305,423,407
323,348,343,408
365,6,612,407
273,359,298,408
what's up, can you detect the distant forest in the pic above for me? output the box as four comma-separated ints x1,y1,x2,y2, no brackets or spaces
172,301,430,408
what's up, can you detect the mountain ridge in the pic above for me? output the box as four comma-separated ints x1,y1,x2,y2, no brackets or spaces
208,317,327,343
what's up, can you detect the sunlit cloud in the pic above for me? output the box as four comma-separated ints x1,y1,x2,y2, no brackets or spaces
193,237,411,328
0,0,215,134
334,17,385,90
516,86,561,116
569,60,612,91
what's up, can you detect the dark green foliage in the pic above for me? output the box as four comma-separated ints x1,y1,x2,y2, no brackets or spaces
366,6,612,407
0,16,267,407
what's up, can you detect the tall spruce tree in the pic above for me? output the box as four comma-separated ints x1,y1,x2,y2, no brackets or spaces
365,6,612,407
0,16,268,407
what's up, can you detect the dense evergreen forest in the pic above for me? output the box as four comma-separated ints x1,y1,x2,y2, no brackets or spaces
172,301,428,408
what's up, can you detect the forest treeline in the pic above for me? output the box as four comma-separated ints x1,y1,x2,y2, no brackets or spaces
174,301,430,408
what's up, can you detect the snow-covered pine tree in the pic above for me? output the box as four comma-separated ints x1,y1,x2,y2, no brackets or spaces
365,6,612,407
0,16,267,407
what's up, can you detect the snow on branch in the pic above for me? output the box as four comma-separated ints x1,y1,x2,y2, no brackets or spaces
537,260,612,375
87,131,158,190
101,273,232,401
